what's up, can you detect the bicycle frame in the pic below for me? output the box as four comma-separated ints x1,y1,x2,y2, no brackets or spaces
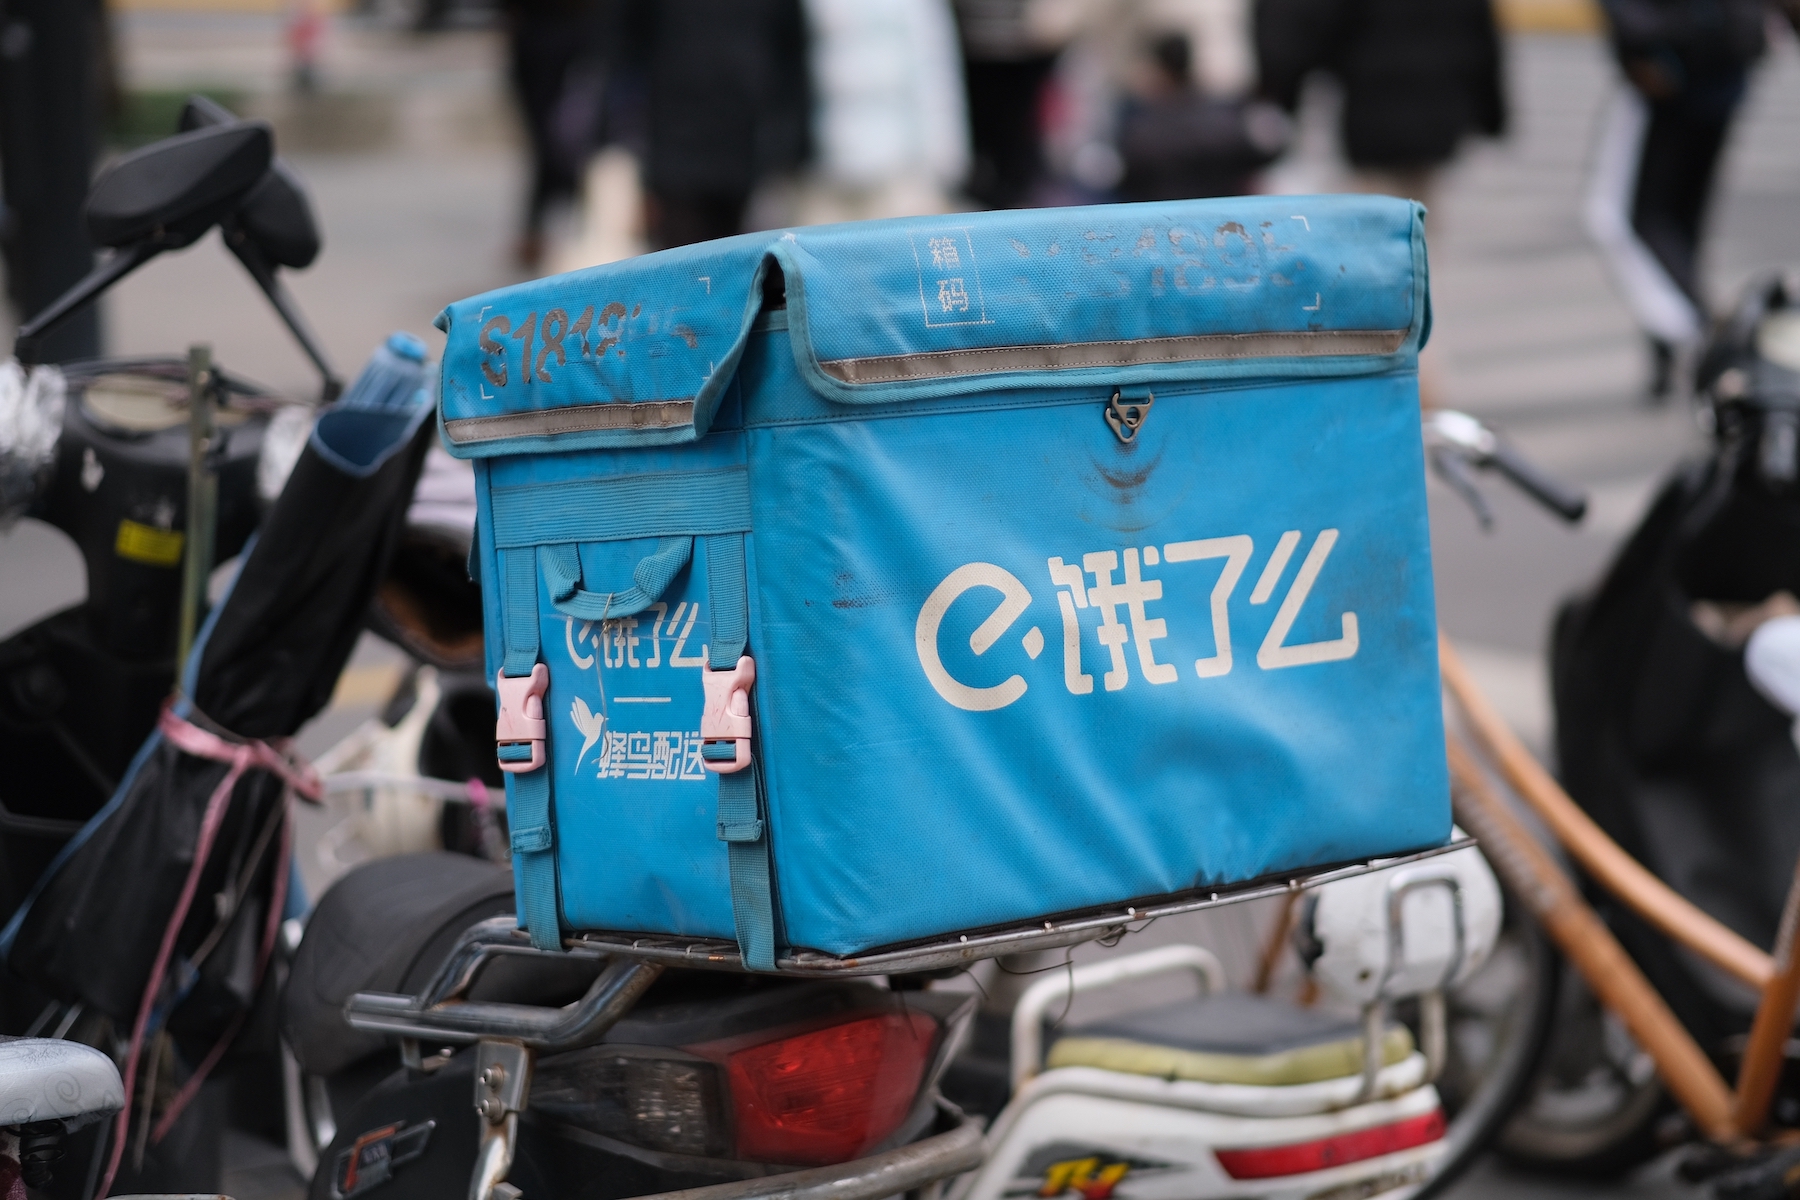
1439,635,1800,1144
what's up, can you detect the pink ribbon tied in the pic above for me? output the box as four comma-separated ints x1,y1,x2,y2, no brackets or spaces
98,704,321,1198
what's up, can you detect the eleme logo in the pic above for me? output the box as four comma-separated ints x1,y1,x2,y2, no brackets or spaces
914,530,1358,712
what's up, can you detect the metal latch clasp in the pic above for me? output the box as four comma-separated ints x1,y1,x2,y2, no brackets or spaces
700,655,756,774
495,664,549,774
1105,390,1154,443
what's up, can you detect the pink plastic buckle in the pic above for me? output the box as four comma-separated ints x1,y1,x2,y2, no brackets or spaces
700,655,756,774
495,664,549,774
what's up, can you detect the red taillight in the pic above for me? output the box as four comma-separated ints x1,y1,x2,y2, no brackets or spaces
1214,1110,1446,1180
696,1009,939,1166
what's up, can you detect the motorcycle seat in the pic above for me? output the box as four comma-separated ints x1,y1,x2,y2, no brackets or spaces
1045,992,1413,1087
0,1036,125,1125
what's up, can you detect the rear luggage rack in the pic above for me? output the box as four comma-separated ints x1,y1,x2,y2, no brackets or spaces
345,841,1473,1054
574,840,1474,976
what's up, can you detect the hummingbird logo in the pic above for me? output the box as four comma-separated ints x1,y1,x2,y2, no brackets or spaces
570,696,605,773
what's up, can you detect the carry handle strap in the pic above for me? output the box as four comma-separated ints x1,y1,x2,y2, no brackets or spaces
541,536,693,620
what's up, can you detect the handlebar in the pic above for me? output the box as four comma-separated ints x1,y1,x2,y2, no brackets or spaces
1488,440,1588,522
1425,410,1587,526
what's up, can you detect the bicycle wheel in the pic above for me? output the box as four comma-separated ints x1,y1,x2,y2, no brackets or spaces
1493,953,1670,1177
1409,884,1559,1199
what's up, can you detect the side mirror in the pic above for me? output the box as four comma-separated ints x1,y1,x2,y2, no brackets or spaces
84,122,273,250
15,103,337,400
16,122,273,364
181,95,320,269
175,95,336,397
234,163,323,270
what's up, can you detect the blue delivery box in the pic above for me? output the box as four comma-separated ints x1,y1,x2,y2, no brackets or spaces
435,195,1449,968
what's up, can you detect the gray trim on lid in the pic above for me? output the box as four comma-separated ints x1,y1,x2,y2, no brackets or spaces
443,398,695,444
817,328,1410,385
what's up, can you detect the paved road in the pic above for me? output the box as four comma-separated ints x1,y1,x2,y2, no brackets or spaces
0,15,1796,1200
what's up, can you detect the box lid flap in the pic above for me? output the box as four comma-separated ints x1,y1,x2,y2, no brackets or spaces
436,195,1427,459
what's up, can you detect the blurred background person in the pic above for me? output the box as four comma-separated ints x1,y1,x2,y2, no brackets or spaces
554,0,960,270
505,0,612,269
791,0,970,224
287,0,326,93
1253,0,1506,211
1116,30,1289,199
1583,0,1800,398
1030,0,1258,202
624,0,810,250
953,0,1068,207
1253,0,1504,411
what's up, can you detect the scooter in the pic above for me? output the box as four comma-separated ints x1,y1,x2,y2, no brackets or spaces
1494,272,1800,1179
276,850,986,1200
0,95,456,1195
0,94,337,964
938,842,1503,1200
274,412,1580,1200
1,1035,128,1198
1388,277,1800,1188
0,91,1588,1200
269,836,1508,1200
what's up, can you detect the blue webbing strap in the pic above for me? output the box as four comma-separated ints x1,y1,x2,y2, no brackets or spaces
490,467,752,548
502,546,562,951
502,548,540,678
541,537,693,620
706,534,777,971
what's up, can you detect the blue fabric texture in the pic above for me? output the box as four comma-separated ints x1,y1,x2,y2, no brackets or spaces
449,196,1451,962
543,536,693,620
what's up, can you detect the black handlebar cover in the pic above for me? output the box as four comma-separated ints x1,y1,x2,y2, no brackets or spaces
1490,441,1588,523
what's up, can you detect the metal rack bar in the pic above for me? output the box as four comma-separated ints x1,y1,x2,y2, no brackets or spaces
346,842,1472,1055
641,1105,985,1200
569,840,1471,977
345,957,661,1051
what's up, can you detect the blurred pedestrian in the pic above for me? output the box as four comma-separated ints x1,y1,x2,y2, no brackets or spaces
795,0,969,223
1253,0,1506,212
953,0,1065,207
624,0,810,250
506,0,611,270
1027,0,1258,201
287,0,325,93
1583,0,1800,398
1255,0,1502,412
1117,31,1289,200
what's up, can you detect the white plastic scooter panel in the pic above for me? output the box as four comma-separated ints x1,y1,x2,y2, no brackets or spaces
957,1076,1444,1200
1306,839,1501,1005
994,1055,1430,1124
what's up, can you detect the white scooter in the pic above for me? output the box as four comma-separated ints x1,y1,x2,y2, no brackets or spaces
953,842,1502,1200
